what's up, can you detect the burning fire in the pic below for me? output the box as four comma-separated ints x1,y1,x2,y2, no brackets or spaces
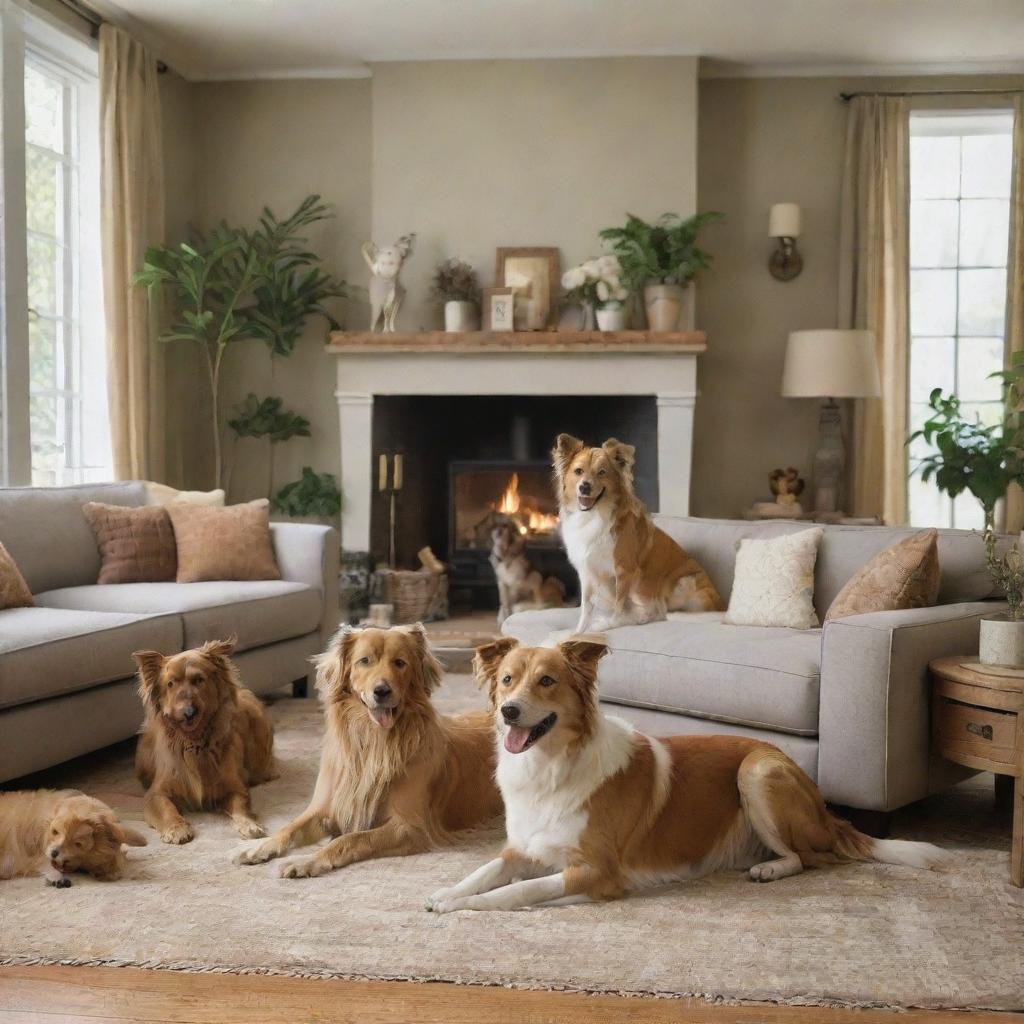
493,474,558,536
497,473,522,515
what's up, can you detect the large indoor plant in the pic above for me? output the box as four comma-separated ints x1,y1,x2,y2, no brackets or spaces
599,211,723,331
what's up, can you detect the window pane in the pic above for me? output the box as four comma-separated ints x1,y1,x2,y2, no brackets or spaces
959,199,1009,268
25,148,61,238
961,134,1013,199
958,268,1007,335
29,316,58,392
910,269,956,335
908,474,950,529
29,393,63,486
960,401,1004,429
957,337,1004,402
24,64,63,153
910,199,958,268
910,135,961,199
27,235,59,316
952,490,986,531
909,336,955,401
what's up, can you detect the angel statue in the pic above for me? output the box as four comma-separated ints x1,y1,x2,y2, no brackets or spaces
362,233,416,333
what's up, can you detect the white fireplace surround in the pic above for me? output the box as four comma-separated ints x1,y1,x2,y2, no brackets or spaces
329,334,704,553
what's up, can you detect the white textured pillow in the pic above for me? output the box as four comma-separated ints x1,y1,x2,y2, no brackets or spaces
724,528,824,629
145,481,226,507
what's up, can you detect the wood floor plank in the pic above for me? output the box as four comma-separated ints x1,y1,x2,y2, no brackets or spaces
0,966,1019,1024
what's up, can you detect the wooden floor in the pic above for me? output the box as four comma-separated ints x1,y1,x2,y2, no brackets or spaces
1,966,1018,1023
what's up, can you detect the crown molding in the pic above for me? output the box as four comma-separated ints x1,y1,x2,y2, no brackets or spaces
700,57,1024,79
191,64,372,82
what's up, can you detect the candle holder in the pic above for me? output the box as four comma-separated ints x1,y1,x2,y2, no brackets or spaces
378,452,404,568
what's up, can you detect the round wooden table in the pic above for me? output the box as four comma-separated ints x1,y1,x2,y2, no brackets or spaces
930,656,1023,886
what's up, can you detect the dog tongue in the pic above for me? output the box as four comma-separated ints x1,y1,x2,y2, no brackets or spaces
504,725,532,754
371,707,395,729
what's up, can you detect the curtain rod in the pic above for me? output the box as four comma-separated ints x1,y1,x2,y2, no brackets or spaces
841,86,1024,102
50,0,168,72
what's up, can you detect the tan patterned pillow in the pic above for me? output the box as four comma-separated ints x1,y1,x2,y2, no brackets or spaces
144,481,226,507
0,541,34,609
826,529,940,622
167,499,280,583
83,503,178,584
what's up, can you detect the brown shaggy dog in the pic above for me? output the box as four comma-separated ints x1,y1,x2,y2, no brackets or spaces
553,433,723,632
133,639,276,844
0,789,146,887
490,520,566,625
234,623,502,878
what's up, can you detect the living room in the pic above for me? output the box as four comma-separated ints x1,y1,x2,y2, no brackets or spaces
1,0,1023,1020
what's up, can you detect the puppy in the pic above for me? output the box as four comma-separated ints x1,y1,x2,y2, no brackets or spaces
133,638,276,844
426,637,948,913
0,789,146,887
490,521,566,625
552,433,723,632
234,623,502,878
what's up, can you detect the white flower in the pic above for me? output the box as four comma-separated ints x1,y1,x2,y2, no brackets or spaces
596,280,610,302
613,284,628,301
582,259,601,281
597,254,621,276
562,267,586,290
602,273,621,292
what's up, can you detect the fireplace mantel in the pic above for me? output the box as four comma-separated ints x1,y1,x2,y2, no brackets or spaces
327,331,706,553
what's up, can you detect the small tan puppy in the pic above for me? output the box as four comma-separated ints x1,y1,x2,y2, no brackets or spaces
0,789,146,887
133,638,276,844
490,521,566,625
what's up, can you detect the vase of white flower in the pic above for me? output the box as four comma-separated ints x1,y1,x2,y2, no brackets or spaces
561,255,629,333
596,303,625,331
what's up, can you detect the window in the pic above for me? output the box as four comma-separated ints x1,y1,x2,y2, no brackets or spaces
0,6,107,486
907,110,1014,530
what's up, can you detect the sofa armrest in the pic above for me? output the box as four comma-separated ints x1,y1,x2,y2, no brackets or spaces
818,600,1002,812
270,522,340,643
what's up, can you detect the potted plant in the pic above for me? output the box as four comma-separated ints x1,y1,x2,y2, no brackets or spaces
272,466,343,528
431,258,480,332
910,382,1024,665
599,211,723,331
560,255,629,331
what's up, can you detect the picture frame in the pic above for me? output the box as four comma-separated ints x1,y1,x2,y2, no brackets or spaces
482,287,516,332
495,247,560,330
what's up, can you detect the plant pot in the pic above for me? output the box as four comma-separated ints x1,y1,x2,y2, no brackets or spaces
444,300,478,332
580,301,596,331
979,613,1024,667
596,304,626,331
643,282,688,332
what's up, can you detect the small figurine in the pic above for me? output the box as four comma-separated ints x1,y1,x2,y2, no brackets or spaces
362,234,416,332
769,467,806,508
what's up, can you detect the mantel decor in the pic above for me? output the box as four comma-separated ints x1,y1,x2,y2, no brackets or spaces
326,329,706,354
495,247,560,329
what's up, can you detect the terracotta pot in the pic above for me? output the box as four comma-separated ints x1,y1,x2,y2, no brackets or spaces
643,283,686,332
596,305,626,331
979,613,1024,667
444,300,477,332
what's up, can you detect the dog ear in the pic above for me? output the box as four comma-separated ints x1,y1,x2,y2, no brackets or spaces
602,438,636,471
473,637,519,703
132,650,166,709
313,625,358,704
552,433,585,475
558,635,610,691
400,622,443,694
199,637,237,663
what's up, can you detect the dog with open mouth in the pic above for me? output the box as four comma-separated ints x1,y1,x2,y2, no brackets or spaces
234,623,503,878
425,636,950,914
552,433,723,633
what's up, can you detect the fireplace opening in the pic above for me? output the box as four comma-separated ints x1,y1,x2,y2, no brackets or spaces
452,462,559,551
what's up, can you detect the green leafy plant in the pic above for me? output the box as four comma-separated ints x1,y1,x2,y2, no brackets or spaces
598,211,724,292
272,466,342,519
228,394,311,497
430,258,480,306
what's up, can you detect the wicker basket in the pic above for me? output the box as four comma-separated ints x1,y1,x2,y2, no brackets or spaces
373,569,448,623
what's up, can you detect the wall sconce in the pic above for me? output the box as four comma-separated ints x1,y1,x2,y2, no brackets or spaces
768,202,803,281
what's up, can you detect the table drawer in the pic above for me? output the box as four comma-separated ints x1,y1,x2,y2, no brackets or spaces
933,694,1019,768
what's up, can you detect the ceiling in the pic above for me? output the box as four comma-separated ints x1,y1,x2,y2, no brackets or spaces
92,0,1024,81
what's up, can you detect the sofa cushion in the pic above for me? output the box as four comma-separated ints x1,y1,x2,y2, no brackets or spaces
83,502,177,584
167,501,280,583
0,541,34,609
0,606,182,710
502,608,821,736
35,580,320,652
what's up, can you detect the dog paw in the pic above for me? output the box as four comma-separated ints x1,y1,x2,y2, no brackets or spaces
235,820,267,840
279,857,331,879
46,875,72,888
233,841,278,865
425,887,456,911
161,823,195,845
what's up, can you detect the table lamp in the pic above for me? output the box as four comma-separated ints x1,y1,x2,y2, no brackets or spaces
781,329,880,513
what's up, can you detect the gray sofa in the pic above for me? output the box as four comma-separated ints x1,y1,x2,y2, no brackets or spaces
0,482,339,783
503,516,1003,815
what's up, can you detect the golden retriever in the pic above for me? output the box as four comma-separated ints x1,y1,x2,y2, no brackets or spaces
0,789,146,886
133,638,276,844
234,623,502,878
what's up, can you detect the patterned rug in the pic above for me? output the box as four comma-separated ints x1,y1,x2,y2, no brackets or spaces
2,676,1022,1011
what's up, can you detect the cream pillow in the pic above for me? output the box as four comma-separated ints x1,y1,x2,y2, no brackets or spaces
724,528,824,630
145,481,226,507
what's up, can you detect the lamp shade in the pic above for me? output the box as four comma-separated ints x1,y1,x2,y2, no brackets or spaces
781,329,880,398
769,202,801,238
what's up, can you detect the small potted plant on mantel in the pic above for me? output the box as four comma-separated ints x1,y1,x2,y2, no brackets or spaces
431,257,480,332
561,255,629,330
910,378,1024,666
599,211,723,331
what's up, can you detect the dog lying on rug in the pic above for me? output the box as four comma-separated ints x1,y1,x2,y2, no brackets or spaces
490,520,566,625
133,638,277,844
0,790,146,886
425,636,949,913
234,623,503,877
552,433,723,632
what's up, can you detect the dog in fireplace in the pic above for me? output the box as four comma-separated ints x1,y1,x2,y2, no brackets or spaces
489,520,566,625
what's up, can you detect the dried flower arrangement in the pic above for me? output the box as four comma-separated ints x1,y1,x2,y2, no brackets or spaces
430,258,480,306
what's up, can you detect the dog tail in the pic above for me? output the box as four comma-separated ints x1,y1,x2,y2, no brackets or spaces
824,816,950,870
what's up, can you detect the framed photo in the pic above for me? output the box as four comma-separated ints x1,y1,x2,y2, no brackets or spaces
495,247,560,330
482,287,515,332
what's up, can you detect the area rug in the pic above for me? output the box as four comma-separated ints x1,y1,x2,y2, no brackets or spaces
2,677,1022,1011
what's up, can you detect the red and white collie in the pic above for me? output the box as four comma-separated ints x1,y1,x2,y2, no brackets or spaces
426,637,948,913
552,434,723,633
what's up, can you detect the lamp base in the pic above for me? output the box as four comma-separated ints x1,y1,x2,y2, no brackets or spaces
813,399,845,514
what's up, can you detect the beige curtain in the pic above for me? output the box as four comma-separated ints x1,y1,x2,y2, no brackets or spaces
1003,97,1024,533
100,25,165,481
838,96,910,524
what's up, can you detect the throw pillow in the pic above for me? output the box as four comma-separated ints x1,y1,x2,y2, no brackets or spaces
0,541,34,609
724,528,824,630
82,503,178,584
145,481,226,507
167,499,280,583
825,528,940,622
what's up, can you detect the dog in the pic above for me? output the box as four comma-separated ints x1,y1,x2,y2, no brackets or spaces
490,521,566,625
425,636,948,913
362,234,416,332
234,623,502,878
0,789,146,886
552,433,723,632
133,638,277,844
